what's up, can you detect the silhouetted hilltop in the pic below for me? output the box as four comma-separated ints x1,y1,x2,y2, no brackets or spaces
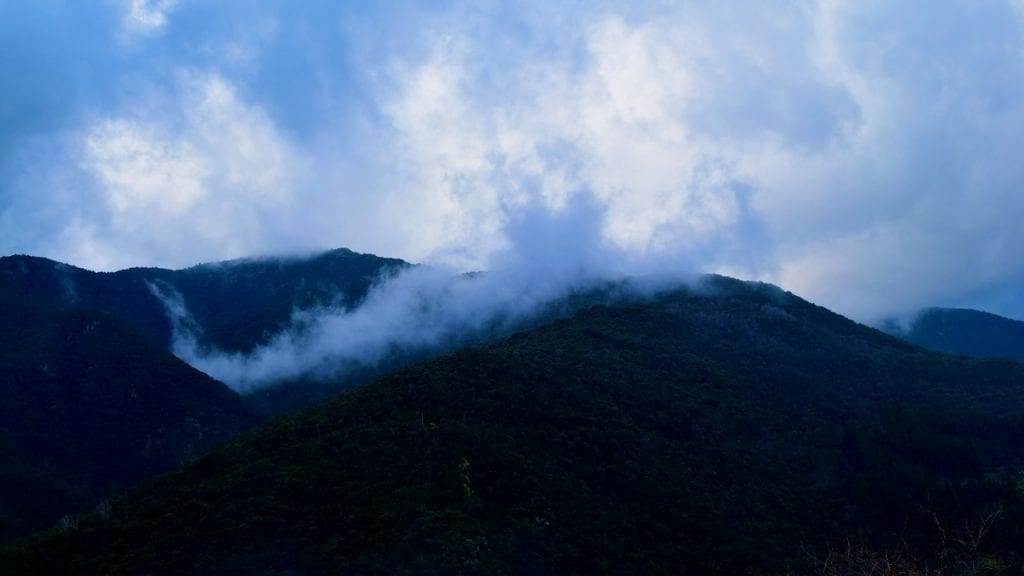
0,302,258,540
0,249,409,354
884,306,1024,362
0,248,407,538
5,278,1021,574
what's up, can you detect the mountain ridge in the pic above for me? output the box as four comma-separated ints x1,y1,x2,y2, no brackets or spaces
0,248,409,538
0,301,260,540
5,277,1021,574
884,306,1024,362
0,248,410,355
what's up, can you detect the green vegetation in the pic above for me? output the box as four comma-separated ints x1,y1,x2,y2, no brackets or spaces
887,307,1024,363
0,250,411,420
4,277,1022,574
0,294,260,540
0,248,408,355
0,248,407,539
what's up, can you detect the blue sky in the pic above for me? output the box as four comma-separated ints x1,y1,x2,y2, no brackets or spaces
3,0,1024,322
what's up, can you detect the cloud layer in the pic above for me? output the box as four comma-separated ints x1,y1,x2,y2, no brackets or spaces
158,198,676,391
3,1,1024,321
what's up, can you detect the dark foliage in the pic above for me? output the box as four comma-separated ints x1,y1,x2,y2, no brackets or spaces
0,248,408,355
240,276,664,418
0,248,405,539
0,293,259,540
0,249,410,420
4,278,1022,575
885,307,1024,363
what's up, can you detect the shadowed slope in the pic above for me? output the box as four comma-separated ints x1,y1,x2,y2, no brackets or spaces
0,249,409,355
4,278,1023,574
0,295,259,539
886,307,1024,362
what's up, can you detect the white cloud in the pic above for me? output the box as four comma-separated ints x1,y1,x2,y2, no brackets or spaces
7,0,1024,321
379,40,506,269
123,0,180,35
62,72,305,270
377,15,743,269
749,0,1024,319
85,119,207,216
171,197,675,391
370,1,1024,320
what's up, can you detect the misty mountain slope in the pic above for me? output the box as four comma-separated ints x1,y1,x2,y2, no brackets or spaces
156,249,411,353
0,248,409,355
2,249,666,419
885,307,1024,362
241,277,679,418
5,278,1023,575
0,297,260,541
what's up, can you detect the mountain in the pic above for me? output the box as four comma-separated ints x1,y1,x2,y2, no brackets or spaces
0,249,410,538
884,307,1024,363
0,289,259,540
0,249,411,416
0,249,409,355
5,277,1022,575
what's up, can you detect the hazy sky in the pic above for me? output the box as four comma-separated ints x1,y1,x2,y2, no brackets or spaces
3,0,1024,321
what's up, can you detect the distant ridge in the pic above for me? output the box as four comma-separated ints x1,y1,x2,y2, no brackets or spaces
884,307,1024,362
0,300,258,540
0,248,408,538
0,248,410,355
5,277,1021,574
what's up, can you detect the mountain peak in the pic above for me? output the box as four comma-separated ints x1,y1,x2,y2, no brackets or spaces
5,281,1022,574
884,306,1024,362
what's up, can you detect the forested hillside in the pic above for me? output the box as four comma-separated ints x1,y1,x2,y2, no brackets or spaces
0,250,411,418
5,278,1021,574
0,249,408,354
0,286,259,539
886,307,1024,363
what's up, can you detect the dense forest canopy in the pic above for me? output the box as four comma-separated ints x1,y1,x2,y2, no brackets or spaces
3,277,1022,574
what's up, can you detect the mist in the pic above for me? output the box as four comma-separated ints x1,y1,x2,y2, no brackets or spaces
5,1,1024,322
169,266,581,392
152,199,694,392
